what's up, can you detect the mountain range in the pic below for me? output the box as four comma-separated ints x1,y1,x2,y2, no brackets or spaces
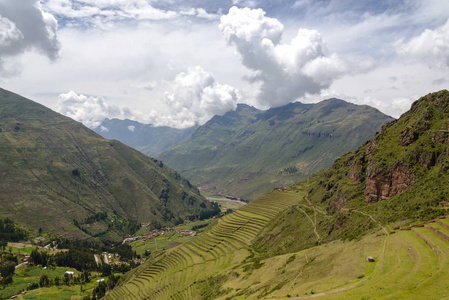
93,119,197,157
159,100,394,200
0,88,217,240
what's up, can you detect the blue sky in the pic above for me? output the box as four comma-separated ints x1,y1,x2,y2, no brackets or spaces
0,0,448,128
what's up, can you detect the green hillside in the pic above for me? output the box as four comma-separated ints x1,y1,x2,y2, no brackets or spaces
159,100,394,200
93,119,197,157
105,90,449,299
0,88,217,240
252,89,449,257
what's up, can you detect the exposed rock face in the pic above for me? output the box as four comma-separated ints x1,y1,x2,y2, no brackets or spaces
399,127,418,146
348,156,365,183
365,164,414,203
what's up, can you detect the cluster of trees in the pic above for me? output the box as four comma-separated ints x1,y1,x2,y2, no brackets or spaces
0,218,27,242
0,253,17,286
0,219,25,286
29,239,139,274
84,212,108,224
27,270,92,291
186,202,221,221
98,261,138,277
30,248,97,271
191,223,209,231
73,213,140,238
53,238,136,261
89,274,121,299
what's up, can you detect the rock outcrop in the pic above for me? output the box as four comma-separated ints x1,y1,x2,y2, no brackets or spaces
365,164,414,203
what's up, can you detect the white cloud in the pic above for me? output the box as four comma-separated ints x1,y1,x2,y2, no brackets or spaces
58,91,134,128
0,0,59,75
44,0,178,20
159,66,241,128
56,67,240,129
219,6,346,108
361,96,413,119
397,18,449,69
0,16,23,47
42,0,222,27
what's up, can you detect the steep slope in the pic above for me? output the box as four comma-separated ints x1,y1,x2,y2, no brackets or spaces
253,89,449,256
93,119,197,157
0,89,217,239
159,100,394,200
106,90,449,300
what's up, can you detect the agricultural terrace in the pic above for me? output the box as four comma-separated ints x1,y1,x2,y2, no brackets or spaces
104,191,298,299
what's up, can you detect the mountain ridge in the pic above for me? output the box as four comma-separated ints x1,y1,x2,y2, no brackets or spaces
0,88,217,240
93,118,198,157
159,98,394,200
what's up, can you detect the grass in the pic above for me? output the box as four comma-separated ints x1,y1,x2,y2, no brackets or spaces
215,220,449,299
130,219,213,256
0,266,103,300
104,187,449,300
130,232,197,256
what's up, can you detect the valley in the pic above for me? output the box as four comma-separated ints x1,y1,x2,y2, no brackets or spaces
103,90,449,299
1,1,447,299
1,88,448,300
158,101,394,201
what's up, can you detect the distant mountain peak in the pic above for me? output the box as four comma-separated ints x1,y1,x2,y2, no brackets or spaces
159,97,394,200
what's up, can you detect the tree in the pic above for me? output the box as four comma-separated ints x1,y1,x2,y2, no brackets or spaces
0,261,16,285
0,240,6,251
39,274,50,287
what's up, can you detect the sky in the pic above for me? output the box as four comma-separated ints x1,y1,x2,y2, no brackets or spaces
0,0,448,129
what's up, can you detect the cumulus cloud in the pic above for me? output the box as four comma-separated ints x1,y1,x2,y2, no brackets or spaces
362,96,412,119
0,0,59,75
219,6,346,107
58,91,133,128
398,18,449,69
159,66,240,128
57,67,240,129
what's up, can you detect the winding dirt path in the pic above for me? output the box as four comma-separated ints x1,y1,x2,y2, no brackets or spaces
297,207,321,242
272,210,390,299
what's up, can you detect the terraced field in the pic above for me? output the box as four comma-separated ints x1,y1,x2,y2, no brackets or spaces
105,188,449,299
324,219,449,299
217,217,449,299
104,191,299,300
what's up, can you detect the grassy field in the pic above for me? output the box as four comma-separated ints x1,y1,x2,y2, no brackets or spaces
0,265,104,300
130,232,197,256
207,198,247,212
